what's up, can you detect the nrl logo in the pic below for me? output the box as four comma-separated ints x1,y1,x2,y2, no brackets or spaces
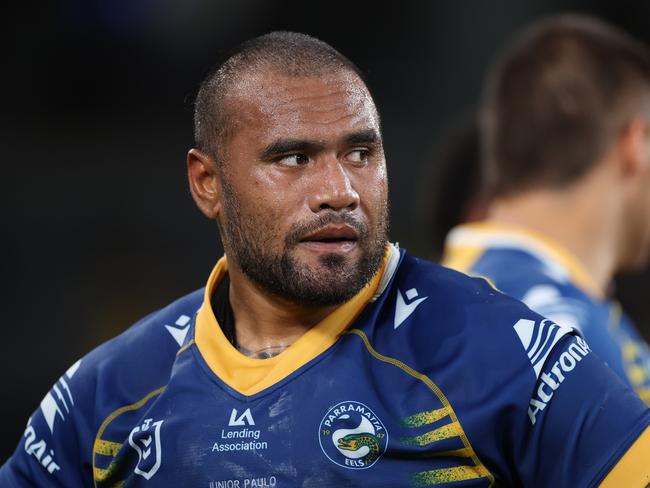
318,401,388,470
128,418,164,480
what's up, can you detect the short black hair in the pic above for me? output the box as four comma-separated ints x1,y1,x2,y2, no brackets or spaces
481,14,650,197
194,31,367,162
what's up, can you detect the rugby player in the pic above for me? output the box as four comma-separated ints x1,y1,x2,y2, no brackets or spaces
2,31,649,487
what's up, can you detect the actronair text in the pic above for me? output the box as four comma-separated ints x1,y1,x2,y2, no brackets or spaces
528,337,591,425
23,419,60,475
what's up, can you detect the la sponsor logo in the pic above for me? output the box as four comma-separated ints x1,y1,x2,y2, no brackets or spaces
212,408,268,453
229,408,255,426
528,336,591,425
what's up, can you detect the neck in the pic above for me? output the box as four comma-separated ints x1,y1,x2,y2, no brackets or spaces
488,179,622,298
226,263,337,355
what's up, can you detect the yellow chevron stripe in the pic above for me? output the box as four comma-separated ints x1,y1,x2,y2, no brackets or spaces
401,407,451,427
427,447,474,458
412,465,490,486
93,467,108,480
93,439,121,457
348,329,494,486
94,465,120,484
401,422,462,446
92,386,165,486
94,461,125,485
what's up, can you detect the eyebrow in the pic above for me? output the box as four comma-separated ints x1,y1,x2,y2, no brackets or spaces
343,129,380,146
260,140,324,160
260,129,381,160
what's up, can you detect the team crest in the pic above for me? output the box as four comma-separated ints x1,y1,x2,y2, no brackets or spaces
318,401,388,469
128,418,164,480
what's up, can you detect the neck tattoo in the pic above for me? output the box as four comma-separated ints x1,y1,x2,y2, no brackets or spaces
236,344,290,359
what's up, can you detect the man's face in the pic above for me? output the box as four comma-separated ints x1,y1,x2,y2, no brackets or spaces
215,69,389,306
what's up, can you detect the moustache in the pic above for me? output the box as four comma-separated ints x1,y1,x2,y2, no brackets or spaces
285,212,368,246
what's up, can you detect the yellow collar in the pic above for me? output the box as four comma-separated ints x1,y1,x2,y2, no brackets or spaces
444,221,601,298
194,245,396,396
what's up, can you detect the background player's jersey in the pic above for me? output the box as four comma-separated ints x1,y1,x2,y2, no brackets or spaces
443,221,650,406
2,245,649,487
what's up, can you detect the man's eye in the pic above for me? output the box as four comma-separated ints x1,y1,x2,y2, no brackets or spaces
346,149,370,164
277,154,309,167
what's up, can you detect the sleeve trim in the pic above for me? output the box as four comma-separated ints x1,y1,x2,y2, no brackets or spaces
597,421,650,487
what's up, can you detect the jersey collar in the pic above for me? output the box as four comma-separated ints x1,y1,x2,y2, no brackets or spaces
194,243,399,396
444,221,601,298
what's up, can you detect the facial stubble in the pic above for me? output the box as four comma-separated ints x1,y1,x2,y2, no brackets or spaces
218,177,389,307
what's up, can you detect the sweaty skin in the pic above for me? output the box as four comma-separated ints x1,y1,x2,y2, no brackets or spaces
187,69,389,356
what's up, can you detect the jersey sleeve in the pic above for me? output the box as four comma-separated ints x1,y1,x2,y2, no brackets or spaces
516,334,650,487
0,359,95,487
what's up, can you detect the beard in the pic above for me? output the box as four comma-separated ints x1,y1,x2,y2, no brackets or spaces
219,179,389,307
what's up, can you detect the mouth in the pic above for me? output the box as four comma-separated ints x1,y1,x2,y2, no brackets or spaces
298,224,358,253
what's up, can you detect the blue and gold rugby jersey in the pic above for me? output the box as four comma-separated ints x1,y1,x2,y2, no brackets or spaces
443,222,650,408
2,244,649,487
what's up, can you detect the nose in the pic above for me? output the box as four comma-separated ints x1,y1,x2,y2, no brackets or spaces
307,157,360,212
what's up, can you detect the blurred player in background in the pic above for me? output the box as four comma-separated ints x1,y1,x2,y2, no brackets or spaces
443,14,650,403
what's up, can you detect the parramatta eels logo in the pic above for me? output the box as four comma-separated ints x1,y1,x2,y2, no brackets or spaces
318,401,388,469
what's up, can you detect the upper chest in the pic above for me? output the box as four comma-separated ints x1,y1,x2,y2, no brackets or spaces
92,333,513,487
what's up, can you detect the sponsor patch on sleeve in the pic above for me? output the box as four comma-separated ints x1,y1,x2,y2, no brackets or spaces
513,318,573,378
526,336,592,425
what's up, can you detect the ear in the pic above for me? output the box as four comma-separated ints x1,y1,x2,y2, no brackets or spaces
618,116,650,177
187,148,222,220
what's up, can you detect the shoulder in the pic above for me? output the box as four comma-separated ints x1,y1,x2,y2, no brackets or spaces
37,288,205,438
89,288,204,362
371,255,650,486
395,252,502,304
0,289,205,486
72,288,204,400
377,253,572,378
394,253,541,329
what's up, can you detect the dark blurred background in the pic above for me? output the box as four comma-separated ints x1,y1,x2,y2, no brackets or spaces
4,0,650,460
